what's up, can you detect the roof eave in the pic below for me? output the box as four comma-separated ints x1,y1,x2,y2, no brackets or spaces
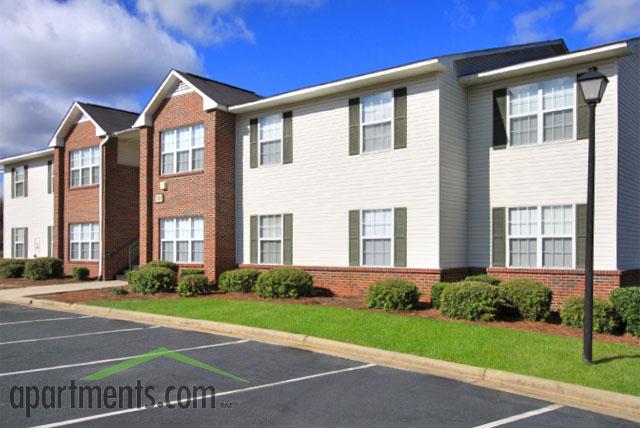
229,59,446,114
0,148,54,166
459,42,630,85
47,102,107,147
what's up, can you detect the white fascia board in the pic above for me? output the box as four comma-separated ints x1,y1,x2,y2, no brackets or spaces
229,59,445,114
459,42,630,85
0,148,53,166
47,102,107,147
133,70,220,128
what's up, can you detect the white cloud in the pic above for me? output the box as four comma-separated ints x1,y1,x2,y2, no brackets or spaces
509,3,565,44
574,0,640,40
0,0,201,157
446,0,476,30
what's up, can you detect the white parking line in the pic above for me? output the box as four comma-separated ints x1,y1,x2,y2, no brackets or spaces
0,326,159,346
0,315,93,326
33,363,377,428
473,404,564,428
0,339,250,377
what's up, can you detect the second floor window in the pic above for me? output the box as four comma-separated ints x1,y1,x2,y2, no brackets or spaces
70,147,100,187
259,114,282,166
13,166,25,197
362,91,392,152
161,124,204,175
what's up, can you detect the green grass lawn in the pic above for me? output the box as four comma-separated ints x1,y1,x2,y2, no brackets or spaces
89,298,640,396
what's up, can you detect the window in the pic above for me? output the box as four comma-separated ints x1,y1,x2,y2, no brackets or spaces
160,217,204,263
259,215,282,264
259,114,282,166
362,209,392,266
508,207,538,267
13,166,25,197
70,223,99,261
70,147,100,187
361,91,393,152
542,205,573,268
508,77,575,147
13,228,26,258
160,124,204,175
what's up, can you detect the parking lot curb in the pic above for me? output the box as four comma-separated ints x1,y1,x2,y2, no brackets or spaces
3,295,639,423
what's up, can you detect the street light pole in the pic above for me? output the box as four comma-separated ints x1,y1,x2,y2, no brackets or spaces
583,101,596,364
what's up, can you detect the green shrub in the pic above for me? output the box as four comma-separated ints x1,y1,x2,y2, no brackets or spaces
440,281,501,321
218,269,260,293
24,257,63,280
177,274,210,297
366,279,420,311
610,287,640,337
429,282,450,309
111,287,128,296
464,274,501,286
0,259,25,278
143,260,179,273
179,268,205,279
498,279,552,321
255,268,313,299
73,267,90,281
129,267,176,294
561,296,619,334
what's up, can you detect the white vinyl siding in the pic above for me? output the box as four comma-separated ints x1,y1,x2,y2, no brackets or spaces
259,214,282,264
70,223,99,261
13,166,25,197
160,124,204,175
160,217,204,264
13,228,26,259
70,147,100,187
259,114,282,166
361,91,393,153
361,209,392,266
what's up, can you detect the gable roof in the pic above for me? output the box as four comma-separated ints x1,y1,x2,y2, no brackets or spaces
0,147,53,168
48,101,139,147
178,71,263,106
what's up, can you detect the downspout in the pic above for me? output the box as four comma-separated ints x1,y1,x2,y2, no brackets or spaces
98,136,111,280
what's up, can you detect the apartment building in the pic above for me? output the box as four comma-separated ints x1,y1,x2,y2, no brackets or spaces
0,148,54,259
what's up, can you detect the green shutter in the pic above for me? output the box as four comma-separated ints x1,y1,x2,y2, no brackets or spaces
394,88,407,149
47,226,52,257
576,204,587,269
349,210,360,266
11,168,15,198
394,207,407,267
24,228,29,259
492,207,506,267
493,89,507,149
283,111,293,164
23,165,28,197
250,215,258,263
249,119,258,168
349,98,360,156
283,214,293,265
577,77,589,140
11,228,15,258
47,160,53,194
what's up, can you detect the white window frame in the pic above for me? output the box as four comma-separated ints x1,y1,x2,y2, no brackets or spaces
160,124,205,176
70,147,100,188
13,227,26,259
506,76,577,148
361,208,394,267
13,166,25,197
258,114,283,167
506,204,577,269
160,217,204,264
258,214,283,265
69,223,99,261
360,90,394,154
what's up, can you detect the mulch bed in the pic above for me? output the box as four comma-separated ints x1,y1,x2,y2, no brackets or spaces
0,277,82,290
39,286,640,346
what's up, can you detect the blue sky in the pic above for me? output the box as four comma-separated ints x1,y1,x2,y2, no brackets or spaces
0,0,638,164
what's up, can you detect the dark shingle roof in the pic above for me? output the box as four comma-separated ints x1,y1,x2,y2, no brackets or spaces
176,71,263,106
77,102,138,133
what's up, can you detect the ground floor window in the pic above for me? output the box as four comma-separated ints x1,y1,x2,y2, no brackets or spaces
259,214,282,264
70,223,99,261
160,217,204,263
362,208,393,266
13,228,27,258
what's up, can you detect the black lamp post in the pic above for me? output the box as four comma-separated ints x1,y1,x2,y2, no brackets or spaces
577,67,608,364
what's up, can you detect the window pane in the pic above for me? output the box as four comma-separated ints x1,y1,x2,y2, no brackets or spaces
542,205,573,235
70,225,80,241
161,219,175,240
161,242,174,261
176,151,189,172
510,115,538,146
70,243,79,260
192,217,204,240
71,170,80,187
161,154,174,175
260,215,281,239
509,84,538,116
260,241,281,264
81,149,91,167
81,243,90,260
91,166,99,184
15,182,24,197
191,241,204,263
91,147,100,166
543,78,573,111
71,151,81,169
543,238,572,268
15,166,24,181
362,92,392,124
176,218,190,239
192,124,204,148
81,224,92,241
177,127,191,151
81,168,90,185
362,209,392,238
260,140,281,165
176,241,189,262
509,207,537,236
363,239,391,266
363,122,392,152
509,238,537,267
91,224,100,241
192,148,204,170
15,228,25,242
260,114,282,142
91,242,99,260
161,130,175,153
543,110,573,142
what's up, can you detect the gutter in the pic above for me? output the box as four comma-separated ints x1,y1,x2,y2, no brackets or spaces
98,136,111,279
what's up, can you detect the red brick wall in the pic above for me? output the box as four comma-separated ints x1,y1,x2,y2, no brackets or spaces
139,92,236,280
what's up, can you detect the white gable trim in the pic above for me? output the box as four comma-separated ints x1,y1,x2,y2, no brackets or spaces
133,70,220,128
47,102,107,147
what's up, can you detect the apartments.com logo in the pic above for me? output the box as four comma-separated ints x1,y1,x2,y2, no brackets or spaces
9,347,248,417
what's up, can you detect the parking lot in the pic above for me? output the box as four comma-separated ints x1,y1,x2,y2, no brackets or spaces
0,302,635,427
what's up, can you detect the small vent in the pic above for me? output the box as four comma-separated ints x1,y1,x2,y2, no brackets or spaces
167,80,192,97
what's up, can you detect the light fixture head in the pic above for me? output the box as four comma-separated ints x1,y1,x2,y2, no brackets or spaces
577,67,608,104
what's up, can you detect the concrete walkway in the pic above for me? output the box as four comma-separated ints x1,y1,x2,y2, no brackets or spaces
0,280,125,299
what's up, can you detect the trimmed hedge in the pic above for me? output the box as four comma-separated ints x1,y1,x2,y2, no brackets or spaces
0,259,25,278
129,267,177,294
24,257,63,280
177,274,210,297
255,268,313,299
218,268,260,293
429,282,449,309
610,287,640,337
561,296,619,334
73,267,90,281
179,268,205,279
440,281,501,321
498,279,552,321
144,260,179,273
464,274,501,286
366,279,420,311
